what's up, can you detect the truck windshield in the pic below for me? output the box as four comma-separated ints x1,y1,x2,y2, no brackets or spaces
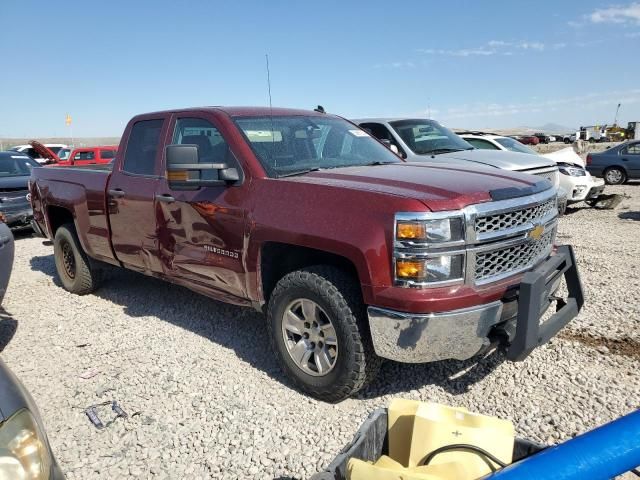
234,116,401,177
0,156,38,177
389,119,473,155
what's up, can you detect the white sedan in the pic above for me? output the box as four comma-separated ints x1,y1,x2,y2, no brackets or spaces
460,133,605,205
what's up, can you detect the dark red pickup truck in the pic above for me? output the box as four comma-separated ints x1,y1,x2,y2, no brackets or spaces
30,107,583,401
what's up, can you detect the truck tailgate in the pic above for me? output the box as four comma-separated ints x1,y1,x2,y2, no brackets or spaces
31,166,117,264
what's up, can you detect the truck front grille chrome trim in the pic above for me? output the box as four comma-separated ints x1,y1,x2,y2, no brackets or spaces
394,187,559,288
474,227,555,284
474,198,557,237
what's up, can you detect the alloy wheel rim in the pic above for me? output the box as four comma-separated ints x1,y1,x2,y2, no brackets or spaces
281,298,338,377
61,241,76,279
606,169,622,183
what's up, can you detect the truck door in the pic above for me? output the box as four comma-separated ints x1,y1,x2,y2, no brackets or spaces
108,117,168,273
155,115,248,301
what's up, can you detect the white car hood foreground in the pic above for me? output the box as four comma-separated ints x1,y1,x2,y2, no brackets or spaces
439,148,555,171
542,147,585,167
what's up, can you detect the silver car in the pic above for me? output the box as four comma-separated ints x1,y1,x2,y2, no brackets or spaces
354,118,561,191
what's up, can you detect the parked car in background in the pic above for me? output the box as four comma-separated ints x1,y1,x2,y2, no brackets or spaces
10,143,67,164
0,213,13,305
459,132,538,155
52,146,117,167
587,140,640,184
534,133,551,144
543,148,605,204
459,134,605,205
515,135,540,145
0,152,39,230
355,118,560,189
29,107,583,401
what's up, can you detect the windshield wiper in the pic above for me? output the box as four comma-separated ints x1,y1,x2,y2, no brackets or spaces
421,147,469,155
364,161,397,166
277,167,322,178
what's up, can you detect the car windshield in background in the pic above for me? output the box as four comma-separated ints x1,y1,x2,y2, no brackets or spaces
495,137,537,155
0,155,39,177
389,119,473,155
57,148,71,160
234,116,401,177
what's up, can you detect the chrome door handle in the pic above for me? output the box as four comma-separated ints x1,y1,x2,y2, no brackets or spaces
108,189,125,198
155,194,175,203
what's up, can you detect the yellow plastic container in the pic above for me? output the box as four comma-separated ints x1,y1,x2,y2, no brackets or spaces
347,400,515,480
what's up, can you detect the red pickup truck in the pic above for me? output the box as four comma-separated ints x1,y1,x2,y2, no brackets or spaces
29,107,583,401
54,146,118,167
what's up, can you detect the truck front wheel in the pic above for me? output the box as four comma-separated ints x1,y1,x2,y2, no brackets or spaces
54,223,101,295
267,266,381,402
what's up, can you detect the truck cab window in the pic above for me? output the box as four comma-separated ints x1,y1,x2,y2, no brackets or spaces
172,118,231,180
74,151,95,160
123,119,164,175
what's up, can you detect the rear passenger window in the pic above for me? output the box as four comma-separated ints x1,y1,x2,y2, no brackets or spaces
624,143,640,154
172,118,232,180
123,119,164,175
101,149,116,159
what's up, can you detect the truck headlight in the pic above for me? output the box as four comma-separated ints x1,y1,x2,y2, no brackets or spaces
396,217,464,243
396,254,464,283
559,165,586,177
0,409,52,480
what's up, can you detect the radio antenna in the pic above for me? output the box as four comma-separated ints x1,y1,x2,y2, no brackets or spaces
265,53,276,167
265,54,273,111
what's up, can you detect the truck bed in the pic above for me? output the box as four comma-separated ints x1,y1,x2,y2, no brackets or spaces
31,166,117,264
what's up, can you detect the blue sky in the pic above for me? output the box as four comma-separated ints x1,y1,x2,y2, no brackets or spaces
1,0,639,137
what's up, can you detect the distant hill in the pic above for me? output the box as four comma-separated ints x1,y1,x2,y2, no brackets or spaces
531,123,577,134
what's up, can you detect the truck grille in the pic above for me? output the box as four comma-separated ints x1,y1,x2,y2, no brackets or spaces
475,197,557,235
475,228,555,282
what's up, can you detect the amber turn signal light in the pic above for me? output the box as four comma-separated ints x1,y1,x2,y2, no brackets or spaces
397,222,426,240
167,171,188,181
396,259,426,280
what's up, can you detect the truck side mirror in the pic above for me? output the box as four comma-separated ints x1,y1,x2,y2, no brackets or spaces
166,144,238,189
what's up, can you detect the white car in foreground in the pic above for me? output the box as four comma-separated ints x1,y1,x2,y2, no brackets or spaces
460,132,605,205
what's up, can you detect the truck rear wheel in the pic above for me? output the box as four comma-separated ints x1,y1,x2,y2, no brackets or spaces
267,266,381,402
54,223,101,295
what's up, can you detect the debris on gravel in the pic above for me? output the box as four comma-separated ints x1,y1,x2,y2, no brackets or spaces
1,184,638,479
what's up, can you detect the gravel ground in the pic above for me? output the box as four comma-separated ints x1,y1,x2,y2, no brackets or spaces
1,184,639,479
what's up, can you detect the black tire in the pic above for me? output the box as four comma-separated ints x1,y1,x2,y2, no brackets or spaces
53,223,101,294
603,166,627,185
267,266,381,402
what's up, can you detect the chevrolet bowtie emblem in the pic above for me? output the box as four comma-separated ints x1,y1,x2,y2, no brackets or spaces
528,224,545,241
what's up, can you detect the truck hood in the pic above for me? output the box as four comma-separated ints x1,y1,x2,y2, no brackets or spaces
436,149,555,171
281,163,550,211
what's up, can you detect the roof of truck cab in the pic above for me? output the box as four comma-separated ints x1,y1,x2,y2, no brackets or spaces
137,106,332,117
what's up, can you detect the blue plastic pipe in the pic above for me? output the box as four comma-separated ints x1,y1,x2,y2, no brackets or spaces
485,409,640,480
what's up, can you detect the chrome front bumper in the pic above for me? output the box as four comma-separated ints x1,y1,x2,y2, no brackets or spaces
368,246,581,364
368,301,505,363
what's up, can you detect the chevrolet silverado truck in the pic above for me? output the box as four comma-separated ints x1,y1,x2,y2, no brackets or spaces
29,107,584,402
